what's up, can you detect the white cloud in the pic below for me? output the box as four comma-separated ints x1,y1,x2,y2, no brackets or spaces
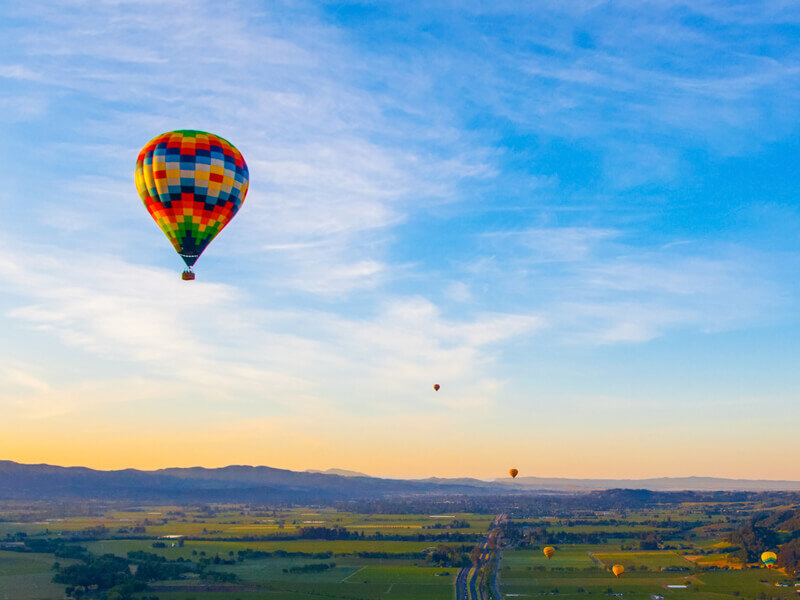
1,364,52,395
0,239,539,418
445,281,472,303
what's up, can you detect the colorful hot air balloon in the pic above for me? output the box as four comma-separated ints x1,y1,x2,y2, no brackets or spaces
433,384,440,391
509,469,519,479
543,546,555,559
135,130,249,279
612,565,624,578
761,551,777,568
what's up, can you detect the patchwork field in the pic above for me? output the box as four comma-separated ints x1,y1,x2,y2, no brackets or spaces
1,500,797,599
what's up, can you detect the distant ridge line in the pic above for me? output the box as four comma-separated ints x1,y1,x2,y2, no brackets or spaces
1,461,799,499
495,475,800,491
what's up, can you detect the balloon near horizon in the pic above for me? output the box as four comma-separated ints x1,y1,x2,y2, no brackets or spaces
509,468,519,479
135,130,249,279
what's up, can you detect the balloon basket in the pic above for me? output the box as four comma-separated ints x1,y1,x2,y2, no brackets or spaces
181,270,195,281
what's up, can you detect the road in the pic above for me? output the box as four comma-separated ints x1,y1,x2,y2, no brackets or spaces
456,565,480,600
456,565,470,600
455,514,506,600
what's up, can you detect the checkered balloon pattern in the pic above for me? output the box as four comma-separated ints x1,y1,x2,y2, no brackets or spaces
135,130,249,268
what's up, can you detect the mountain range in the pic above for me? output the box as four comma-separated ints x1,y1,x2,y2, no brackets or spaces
2,460,799,502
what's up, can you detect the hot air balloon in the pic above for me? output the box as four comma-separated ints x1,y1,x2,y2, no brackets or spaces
135,130,249,280
761,551,777,568
433,384,440,391
611,565,624,578
543,546,555,559
509,469,519,479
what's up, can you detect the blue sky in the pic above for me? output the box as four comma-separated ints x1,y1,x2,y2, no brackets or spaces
0,0,799,478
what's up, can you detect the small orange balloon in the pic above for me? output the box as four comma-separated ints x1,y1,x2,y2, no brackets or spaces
509,469,519,479
543,546,555,559
433,384,440,391
612,565,624,578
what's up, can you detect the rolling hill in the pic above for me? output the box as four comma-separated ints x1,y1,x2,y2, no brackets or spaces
2,460,799,502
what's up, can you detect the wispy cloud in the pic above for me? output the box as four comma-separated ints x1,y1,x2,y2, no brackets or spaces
0,238,539,419
464,226,785,344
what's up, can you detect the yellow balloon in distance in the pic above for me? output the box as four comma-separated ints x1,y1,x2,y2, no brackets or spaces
761,551,777,568
543,546,555,559
612,564,625,578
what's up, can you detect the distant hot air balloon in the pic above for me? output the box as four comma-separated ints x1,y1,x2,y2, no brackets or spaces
543,546,555,559
612,565,625,578
433,384,440,391
135,130,249,280
761,551,777,568
509,469,519,479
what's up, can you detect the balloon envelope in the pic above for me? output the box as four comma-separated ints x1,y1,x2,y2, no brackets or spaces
135,130,249,269
433,384,440,391
761,551,777,568
543,546,555,559
612,565,624,578
509,469,519,479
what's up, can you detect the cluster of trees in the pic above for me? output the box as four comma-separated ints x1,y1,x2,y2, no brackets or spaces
777,539,800,575
294,526,356,540
721,507,800,571
202,570,238,583
355,552,423,559
725,522,779,563
237,548,333,560
498,523,672,547
72,526,112,540
429,544,472,567
284,562,336,574
554,518,709,529
116,526,147,535
639,533,661,550
755,510,800,532
260,525,481,543
424,519,471,529
2,536,90,561
51,546,239,598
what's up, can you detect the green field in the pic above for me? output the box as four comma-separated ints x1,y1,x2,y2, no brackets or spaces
0,551,71,600
504,547,599,569
592,551,696,570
